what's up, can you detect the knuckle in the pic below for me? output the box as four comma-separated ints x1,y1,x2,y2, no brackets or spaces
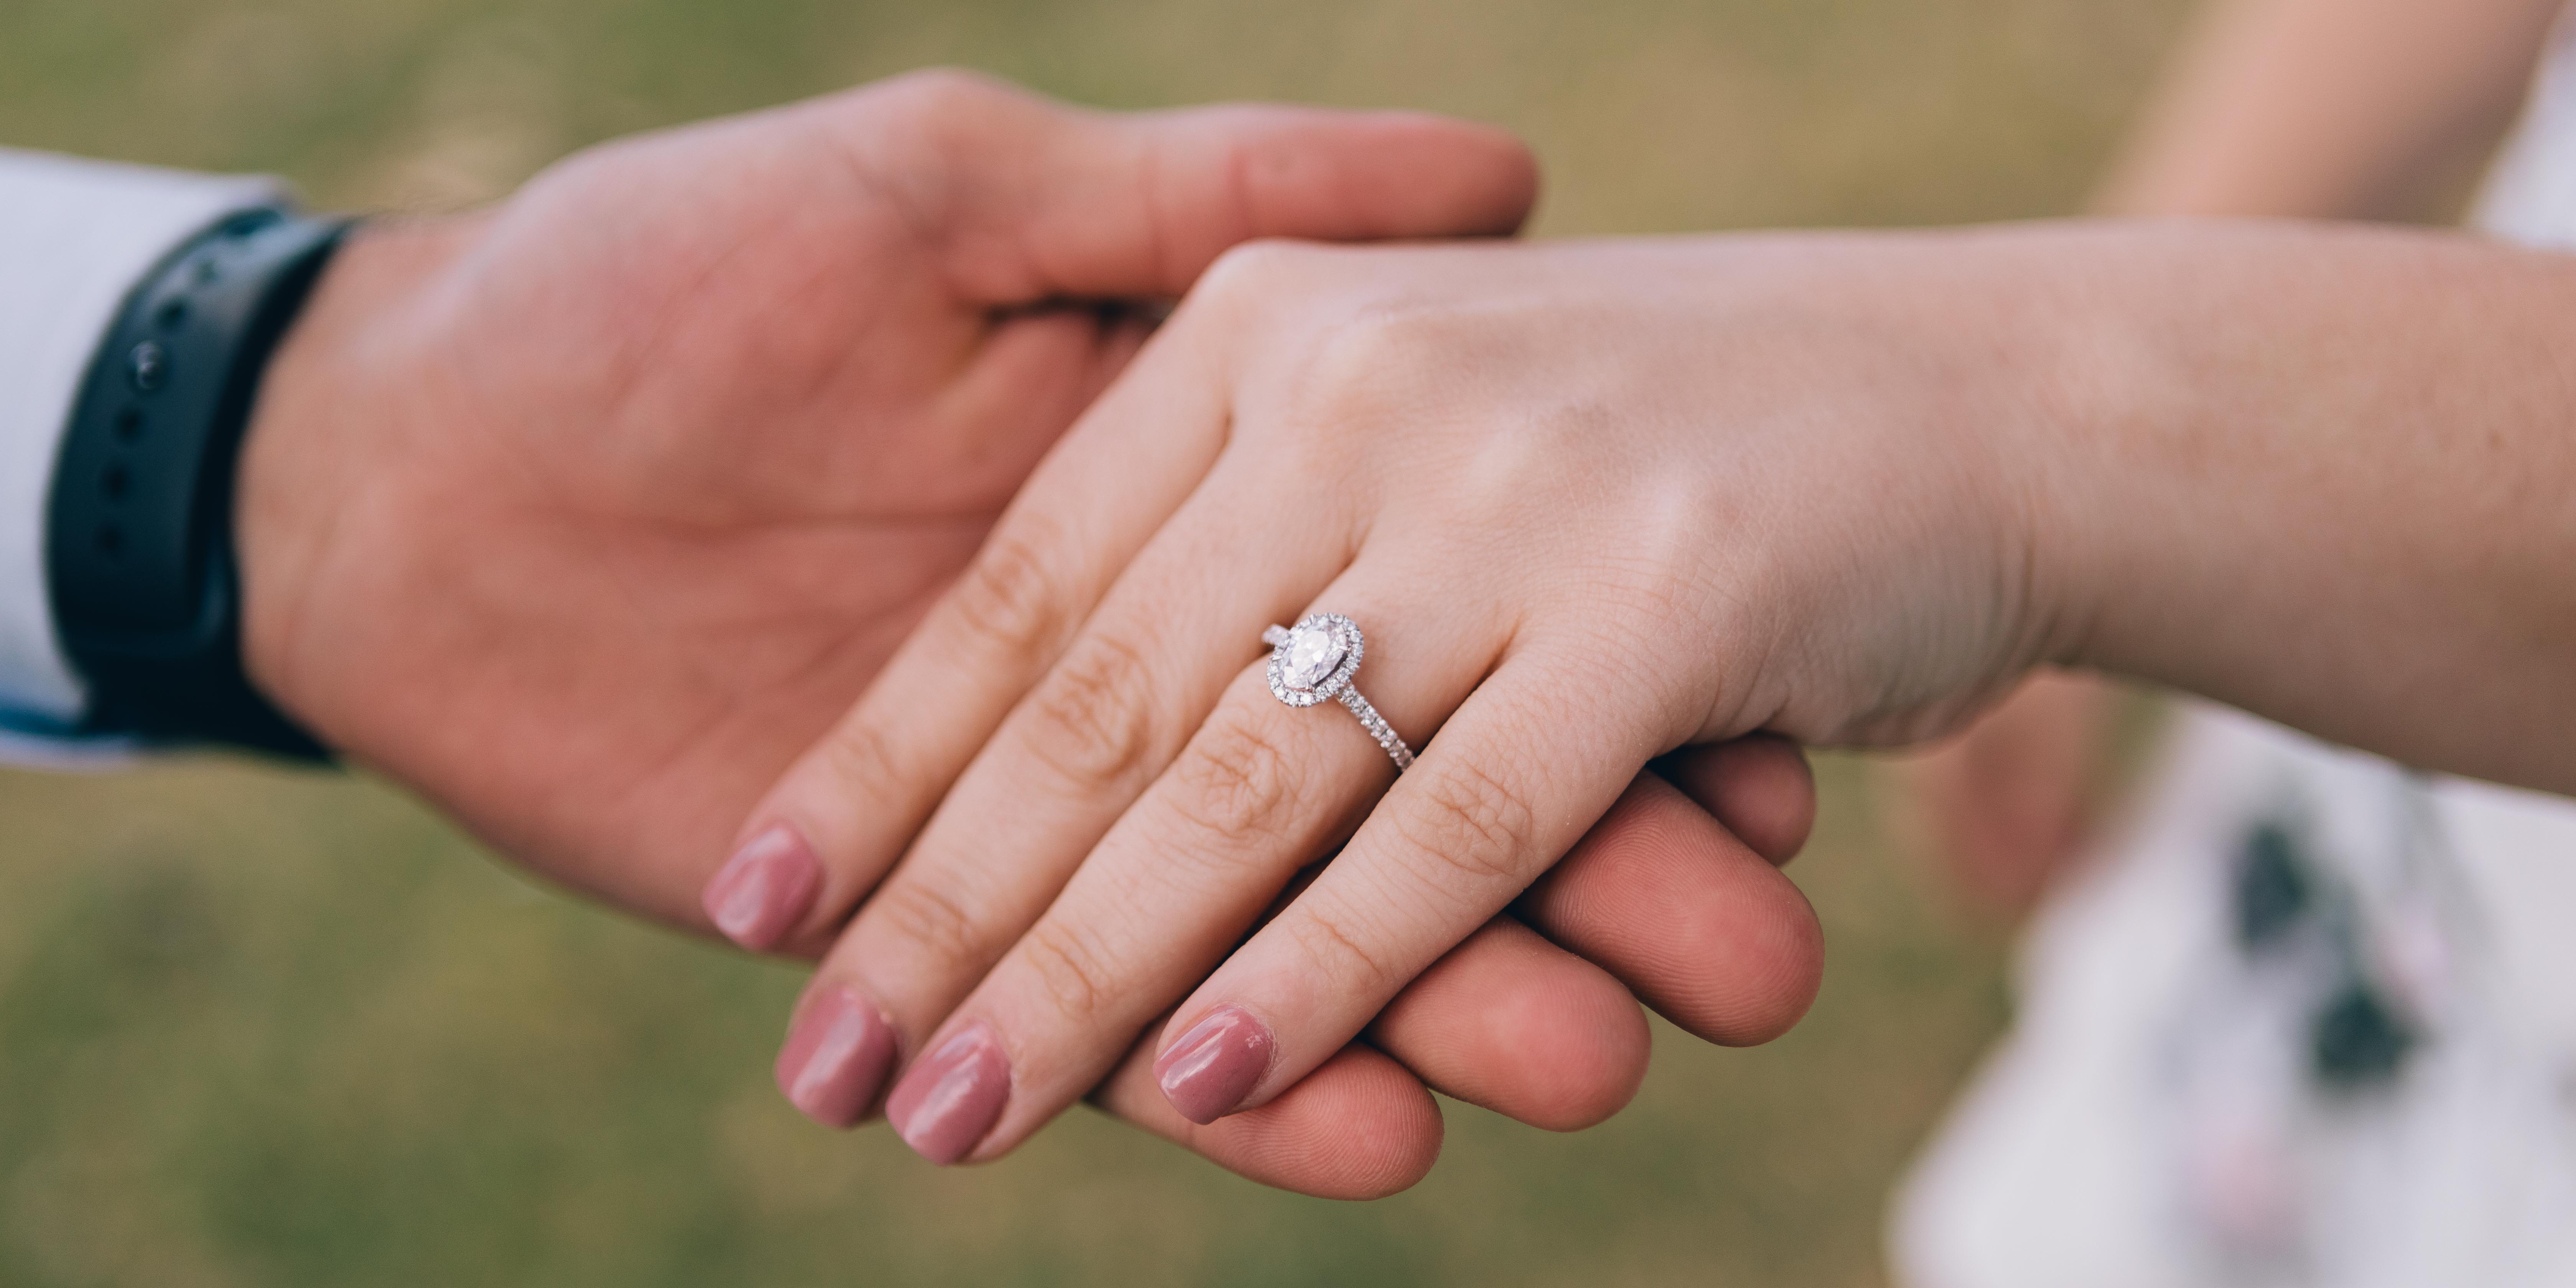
869,872,992,969
1287,900,1400,996
945,519,1075,667
1285,306,1453,430
1194,238,1308,309
1456,398,1611,506
1393,757,1540,890
1188,240,1365,338
1016,916,1123,1026
818,712,910,804
1017,630,1167,795
1164,705,1307,842
872,67,1007,118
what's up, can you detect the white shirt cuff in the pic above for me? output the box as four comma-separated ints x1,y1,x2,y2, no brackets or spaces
0,147,285,743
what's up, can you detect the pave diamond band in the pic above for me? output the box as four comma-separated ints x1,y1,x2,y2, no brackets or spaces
1262,615,1415,772
1332,686,1415,772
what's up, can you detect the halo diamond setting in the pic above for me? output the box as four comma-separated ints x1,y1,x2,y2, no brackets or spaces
1262,613,1413,771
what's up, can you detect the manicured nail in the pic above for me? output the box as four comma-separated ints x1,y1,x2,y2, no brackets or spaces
885,1024,1011,1165
704,824,821,950
774,986,897,1128
1153,1005,1274,1125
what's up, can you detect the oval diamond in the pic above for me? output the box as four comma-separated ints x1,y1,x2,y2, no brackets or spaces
1280,622,1345,690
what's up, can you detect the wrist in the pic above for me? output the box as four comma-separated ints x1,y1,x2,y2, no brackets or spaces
234,217,474,742
1966,223,2189,681
46,209,359,757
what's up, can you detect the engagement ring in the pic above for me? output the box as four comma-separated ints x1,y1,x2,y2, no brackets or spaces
1262,614,1414,772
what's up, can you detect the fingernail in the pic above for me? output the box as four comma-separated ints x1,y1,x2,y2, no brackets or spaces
704,824,822,950
1153,1005,1274,1125
774,986,897,1128
885,1024,1011,1165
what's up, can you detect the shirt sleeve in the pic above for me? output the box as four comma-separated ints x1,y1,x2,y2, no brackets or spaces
0,147,284,766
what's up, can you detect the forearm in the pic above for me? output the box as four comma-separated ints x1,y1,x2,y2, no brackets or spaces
2100,0,2561,219
1897,0,2562,899
2033,219,2576,790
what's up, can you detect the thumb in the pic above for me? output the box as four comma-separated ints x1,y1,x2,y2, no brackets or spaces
826,70,1540,302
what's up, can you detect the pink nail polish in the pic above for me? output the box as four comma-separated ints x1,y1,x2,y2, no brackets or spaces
885,1024,1011,1165
1153,1005,1275,1125
774,986,897,1128
704,825,822,950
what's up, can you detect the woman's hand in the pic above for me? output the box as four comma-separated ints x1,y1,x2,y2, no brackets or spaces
747,215,2576,1167
732,232,2038,1164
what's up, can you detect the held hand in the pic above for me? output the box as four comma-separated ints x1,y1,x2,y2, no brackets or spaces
737,234,2044,1165
964,222,2576,1165
230,72,1824,1196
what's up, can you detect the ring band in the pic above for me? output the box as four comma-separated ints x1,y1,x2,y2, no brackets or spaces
1262,614,1415,772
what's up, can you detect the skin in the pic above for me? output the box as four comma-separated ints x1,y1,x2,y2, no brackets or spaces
231,70,1825,1199
755,217,2576,1165
1906,0,2565,920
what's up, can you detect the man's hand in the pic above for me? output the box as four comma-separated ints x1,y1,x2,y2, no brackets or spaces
228,73,1822,1195
237,70,1536,922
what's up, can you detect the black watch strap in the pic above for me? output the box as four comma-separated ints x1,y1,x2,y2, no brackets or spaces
45,207,350,763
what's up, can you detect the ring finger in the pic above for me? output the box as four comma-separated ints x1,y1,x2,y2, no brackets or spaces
1070,741,1824,1196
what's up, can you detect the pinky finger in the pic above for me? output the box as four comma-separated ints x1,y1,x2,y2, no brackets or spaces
1516,771,1822,1047
1655,734,1817,868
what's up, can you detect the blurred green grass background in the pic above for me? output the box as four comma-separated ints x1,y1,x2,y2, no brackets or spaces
0,1,2193,1283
